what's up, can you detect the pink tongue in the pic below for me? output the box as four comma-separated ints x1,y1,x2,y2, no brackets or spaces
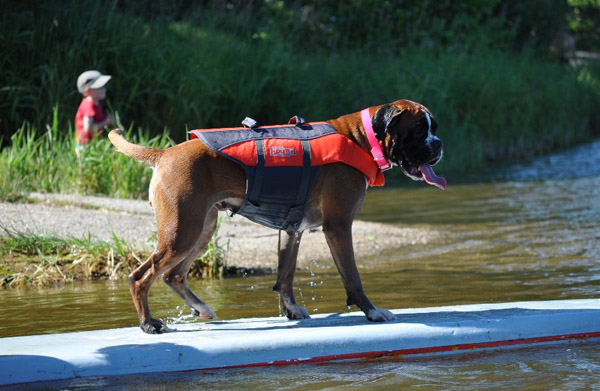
419,164,447,190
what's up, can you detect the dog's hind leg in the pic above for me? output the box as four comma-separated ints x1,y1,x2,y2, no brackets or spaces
162,207,218,320
273,230,311,319
128,248,171,334
129,204,215,334
130,242,202,333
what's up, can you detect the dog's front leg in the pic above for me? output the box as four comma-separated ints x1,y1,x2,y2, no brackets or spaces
322,221,395,322
273,230,310,319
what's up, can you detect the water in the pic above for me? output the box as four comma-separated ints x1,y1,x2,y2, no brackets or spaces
13,345,599,391
1,140,600,390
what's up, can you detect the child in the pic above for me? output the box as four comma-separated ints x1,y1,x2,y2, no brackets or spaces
74,70,115,156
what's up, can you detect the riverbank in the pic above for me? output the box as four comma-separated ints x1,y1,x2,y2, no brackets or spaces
0,193,440,285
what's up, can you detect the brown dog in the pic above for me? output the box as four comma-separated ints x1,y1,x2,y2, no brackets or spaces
109,99,444,334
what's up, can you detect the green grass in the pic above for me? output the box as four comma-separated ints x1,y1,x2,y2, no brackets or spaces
0,221,227,287
2,1,599,181
0,106,174,200
1,56,598,202
0,228,142,286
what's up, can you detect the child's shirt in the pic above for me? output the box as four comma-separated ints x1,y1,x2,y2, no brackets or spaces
75,98,106,144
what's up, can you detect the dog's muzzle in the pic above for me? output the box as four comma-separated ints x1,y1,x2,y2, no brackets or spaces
400,136,446,190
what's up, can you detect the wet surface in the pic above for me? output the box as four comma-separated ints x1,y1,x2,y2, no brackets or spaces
1,139,599,390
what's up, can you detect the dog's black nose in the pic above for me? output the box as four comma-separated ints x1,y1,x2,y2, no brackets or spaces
430,138,443,154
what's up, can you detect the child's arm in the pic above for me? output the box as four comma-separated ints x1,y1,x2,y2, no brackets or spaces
82,113,115,133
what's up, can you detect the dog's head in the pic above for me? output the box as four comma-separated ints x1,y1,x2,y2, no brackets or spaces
371,100,445,189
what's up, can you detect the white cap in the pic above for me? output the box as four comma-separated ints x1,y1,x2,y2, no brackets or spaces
77,70,111,94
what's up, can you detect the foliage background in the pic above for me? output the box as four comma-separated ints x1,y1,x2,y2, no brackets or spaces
1,0,599,195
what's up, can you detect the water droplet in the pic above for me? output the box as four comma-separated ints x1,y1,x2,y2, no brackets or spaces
277,294,283,317
298,287,305,306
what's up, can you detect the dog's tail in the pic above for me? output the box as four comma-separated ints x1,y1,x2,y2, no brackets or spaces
108,129,162,166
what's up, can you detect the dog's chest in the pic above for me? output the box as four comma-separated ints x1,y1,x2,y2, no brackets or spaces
190,122,381,231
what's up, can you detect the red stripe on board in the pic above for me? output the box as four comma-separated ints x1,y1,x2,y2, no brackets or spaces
207,331,600,371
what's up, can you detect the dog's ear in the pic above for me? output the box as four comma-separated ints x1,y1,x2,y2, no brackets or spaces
372,104,406,140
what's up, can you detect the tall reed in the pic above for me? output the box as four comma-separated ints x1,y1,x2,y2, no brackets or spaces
1,228,146,286
0,106,174,200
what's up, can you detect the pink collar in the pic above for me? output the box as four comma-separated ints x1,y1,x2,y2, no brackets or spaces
361,108,391,171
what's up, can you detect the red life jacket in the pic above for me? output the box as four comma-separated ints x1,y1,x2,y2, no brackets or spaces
190,119,384,231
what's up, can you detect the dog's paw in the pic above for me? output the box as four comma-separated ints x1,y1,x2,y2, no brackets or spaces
284,304,311,320
366,308,396,322
191,305,216,320
140,318,169,334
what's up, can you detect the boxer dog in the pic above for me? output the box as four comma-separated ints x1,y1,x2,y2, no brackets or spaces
109,99,445,334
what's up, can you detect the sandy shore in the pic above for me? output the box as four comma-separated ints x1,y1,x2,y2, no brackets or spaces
0,193,440,270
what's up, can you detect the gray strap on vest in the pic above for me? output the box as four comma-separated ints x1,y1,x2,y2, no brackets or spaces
295,140,312,206
248,139,265,204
